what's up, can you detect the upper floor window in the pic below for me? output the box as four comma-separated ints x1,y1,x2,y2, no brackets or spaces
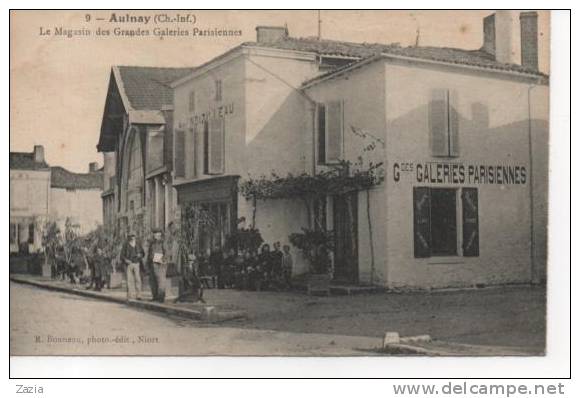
317,101,344,165
429,89,459,157
204,118,225,175
146,126,165,172
215,79,223,102
126,129,144,210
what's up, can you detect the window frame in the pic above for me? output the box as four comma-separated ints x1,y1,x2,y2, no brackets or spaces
413,186,478,259
317,101,344,165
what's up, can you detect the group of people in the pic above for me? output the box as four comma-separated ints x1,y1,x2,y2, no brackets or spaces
51,228,297,304
192,241,294,292
120,228,168,302
49,243,113,290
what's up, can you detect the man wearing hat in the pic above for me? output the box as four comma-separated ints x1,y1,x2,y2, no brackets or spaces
147,228,168,302
120,233,145,300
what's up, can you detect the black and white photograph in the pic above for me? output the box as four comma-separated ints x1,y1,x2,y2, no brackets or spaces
7,8,570,382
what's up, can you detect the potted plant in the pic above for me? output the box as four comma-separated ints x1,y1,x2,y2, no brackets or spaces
289,228,334,295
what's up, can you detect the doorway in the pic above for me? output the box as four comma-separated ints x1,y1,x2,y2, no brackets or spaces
333,192,358,283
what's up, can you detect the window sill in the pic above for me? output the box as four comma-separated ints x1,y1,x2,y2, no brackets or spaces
427,256,465,265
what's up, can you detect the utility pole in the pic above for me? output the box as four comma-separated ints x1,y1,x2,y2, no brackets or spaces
317,10,321,40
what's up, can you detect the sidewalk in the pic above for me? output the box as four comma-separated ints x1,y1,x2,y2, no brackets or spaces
9,274,246,323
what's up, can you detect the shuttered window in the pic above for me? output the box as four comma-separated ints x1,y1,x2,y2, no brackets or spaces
185,126,197,179
462,188,480,256
429,89,459,157
317,101,343,164
413,187,479,258
188,91,196,113
174,129,185,178
413,187,432,258
326,101,343,163
317,104,326,164
208,117,225,175
215,79,223,102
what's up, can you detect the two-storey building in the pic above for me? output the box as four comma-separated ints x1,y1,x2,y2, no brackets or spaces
98,12,549,288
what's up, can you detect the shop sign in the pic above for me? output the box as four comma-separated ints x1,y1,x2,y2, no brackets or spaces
177,102,234,129
393,161,528,185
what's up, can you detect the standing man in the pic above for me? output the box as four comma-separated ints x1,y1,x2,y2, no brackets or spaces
147,228,168,302
120,234,144,301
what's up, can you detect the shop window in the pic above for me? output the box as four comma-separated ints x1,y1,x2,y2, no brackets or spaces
413,187,479,258
430,189,457,256
429,89,459,158
317,101,343,164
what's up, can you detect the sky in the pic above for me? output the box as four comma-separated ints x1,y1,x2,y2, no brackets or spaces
10,10,550,173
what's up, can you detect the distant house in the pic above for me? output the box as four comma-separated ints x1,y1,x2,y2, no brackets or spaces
50,162,104,235
10,145,104,254
10,146,51,254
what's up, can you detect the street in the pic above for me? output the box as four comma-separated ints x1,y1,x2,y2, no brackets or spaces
10,280,546,356
9,282,381,356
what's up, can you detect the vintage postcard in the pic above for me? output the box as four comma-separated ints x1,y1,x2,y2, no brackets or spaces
10,10,551,358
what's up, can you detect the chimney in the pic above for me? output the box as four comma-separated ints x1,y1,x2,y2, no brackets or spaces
33,145,44,163
482,14,496,55
520,11,539,70
89,162,99,173
493,11,518,65
255,26,288,43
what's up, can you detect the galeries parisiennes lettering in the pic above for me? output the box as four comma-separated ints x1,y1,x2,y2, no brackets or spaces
393,162,528,185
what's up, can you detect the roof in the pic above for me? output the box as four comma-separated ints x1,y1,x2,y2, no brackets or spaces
249,37,548,78
173,36,547,88
10,152,50,171
50,166,104,190
115,66,196,111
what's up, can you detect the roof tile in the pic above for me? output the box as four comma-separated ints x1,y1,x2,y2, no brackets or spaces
50,166,103,190
116,66,196,111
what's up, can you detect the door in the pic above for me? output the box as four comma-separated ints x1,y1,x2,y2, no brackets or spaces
333,192,358,283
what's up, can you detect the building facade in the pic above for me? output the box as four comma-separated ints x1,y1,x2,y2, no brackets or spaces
49,163,104,235
98,12,549,288
10,146,51,253
10,146,104,253
97,66,195,240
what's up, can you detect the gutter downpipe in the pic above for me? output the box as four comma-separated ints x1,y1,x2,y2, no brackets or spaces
527,84,537,284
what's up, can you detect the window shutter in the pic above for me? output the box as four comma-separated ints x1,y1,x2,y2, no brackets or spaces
208,117,225,174
325,101,343,163
188,91,196,113
429,89,449,157
449,90,460,157
317,103,326,164
462,188,479,256
174,129,185,178
413,187,432,258
185,127,196,179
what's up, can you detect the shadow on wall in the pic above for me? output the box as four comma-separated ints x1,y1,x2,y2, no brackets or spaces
245,90,310,177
